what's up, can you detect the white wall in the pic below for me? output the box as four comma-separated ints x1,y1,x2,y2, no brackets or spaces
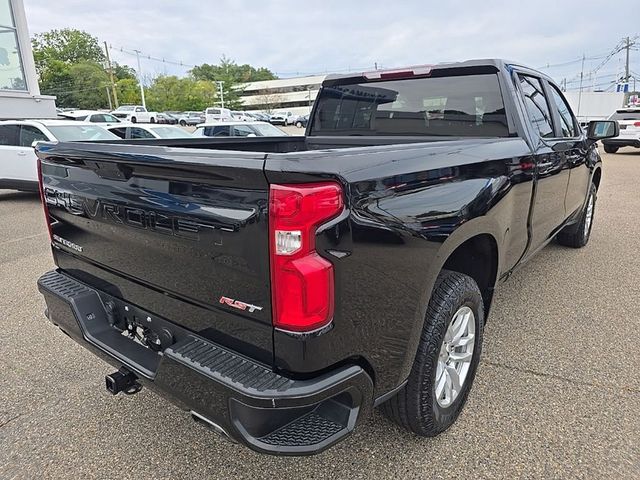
564,91,625,122
0,0,56,119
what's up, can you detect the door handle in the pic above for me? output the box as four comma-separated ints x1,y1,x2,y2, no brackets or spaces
17,151,27,156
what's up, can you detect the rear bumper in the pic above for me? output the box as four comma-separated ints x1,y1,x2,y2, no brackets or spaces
602,138,640,148
37,270,373,455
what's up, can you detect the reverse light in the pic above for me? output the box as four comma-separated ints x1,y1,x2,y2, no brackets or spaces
269,182,344,332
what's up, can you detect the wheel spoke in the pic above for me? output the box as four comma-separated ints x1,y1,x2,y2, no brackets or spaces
451,311,470,344
446,365,461,394
451,333,474,348
448,351,472,363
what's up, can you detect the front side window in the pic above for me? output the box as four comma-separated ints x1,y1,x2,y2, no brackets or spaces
0,0,27,91
90,114,107,123
518,75,554,138
19,125,47,146
204,125,231,136
549,85,577,137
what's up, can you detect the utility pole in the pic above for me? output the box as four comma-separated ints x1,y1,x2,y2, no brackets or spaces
216,81,225,109
105,86,113,110
133,49,147,108
577,54,585,117
625,36,631,84
103,42,118,108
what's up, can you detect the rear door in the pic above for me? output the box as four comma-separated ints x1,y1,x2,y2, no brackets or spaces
0,124,46,182
38,143,274,362
515,73,571,251
546,82,590,216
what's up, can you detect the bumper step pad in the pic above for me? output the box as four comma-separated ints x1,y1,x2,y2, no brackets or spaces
38,269,373,455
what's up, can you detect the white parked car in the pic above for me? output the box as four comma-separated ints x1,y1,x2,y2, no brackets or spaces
269,112,296,126
205,107,232,122
601,108,640,153
0,120,119,191
106,124,194,140
193,121,288,137
230,111,253,122
111,105,158,124
58,110,124,125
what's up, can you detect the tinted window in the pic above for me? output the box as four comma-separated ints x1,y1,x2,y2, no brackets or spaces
232,124,255,136
19,125,47,146
129,127,155,139
518,75,554,138
109,127,127,138
610,110,640,121
47,125,119,141
204,125,231,136
310,74,509,137
90,114,107,123
549,85,577,137
0,124,19,145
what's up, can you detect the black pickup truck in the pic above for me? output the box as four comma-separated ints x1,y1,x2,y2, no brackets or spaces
35,59,617,455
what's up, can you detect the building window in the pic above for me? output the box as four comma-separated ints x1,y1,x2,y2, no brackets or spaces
0,0,27,91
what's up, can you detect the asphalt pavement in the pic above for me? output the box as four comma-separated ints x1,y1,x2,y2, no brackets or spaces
0,148,638,479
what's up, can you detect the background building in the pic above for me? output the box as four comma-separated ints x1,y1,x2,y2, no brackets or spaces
239,75,326,116
0,0,55,119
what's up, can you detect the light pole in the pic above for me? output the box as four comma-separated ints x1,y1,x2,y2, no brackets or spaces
216,81,225,109
134,49,147,109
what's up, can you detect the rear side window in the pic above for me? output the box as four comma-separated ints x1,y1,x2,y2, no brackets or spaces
233,125,255,136
19,125,48,146
130,127,155,139
109,127,127,138
549,85,577,137
204,125,231,136
0,124,19,146
310,73,509,137
518,75,554,138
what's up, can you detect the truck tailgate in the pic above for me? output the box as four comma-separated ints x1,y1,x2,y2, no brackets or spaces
36,142,273,361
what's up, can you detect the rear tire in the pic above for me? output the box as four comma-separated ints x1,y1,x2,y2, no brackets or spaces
557,183,597,248
296,121,303,128
130,116,137,123
382,270,484,436
150,117,156,124
179,120,187,126
603,145,618,154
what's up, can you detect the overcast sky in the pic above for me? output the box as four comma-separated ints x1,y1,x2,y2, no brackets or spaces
23,0,639,90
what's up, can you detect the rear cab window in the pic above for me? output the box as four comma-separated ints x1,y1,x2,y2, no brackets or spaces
310,72,510,137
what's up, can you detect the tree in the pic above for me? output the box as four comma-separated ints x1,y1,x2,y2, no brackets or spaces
145,76,217,112
116,78,142,105
113,63,137,81
32,29,105,74
190,55,277,109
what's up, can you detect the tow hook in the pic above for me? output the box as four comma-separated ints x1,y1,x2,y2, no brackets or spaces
105,367,141,395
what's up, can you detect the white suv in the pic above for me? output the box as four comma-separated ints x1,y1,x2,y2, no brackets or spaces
0,120,118,192
601,108,640,153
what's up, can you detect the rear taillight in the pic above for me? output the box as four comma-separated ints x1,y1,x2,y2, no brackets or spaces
37,158,53,242
269,182,343,332
633,122,640,127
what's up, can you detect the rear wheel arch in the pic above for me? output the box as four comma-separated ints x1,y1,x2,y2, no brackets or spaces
440,233,500,315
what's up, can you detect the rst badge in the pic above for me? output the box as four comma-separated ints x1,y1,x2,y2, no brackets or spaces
219,296,263,313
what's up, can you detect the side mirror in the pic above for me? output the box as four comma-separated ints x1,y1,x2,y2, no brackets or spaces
587,120,619,141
